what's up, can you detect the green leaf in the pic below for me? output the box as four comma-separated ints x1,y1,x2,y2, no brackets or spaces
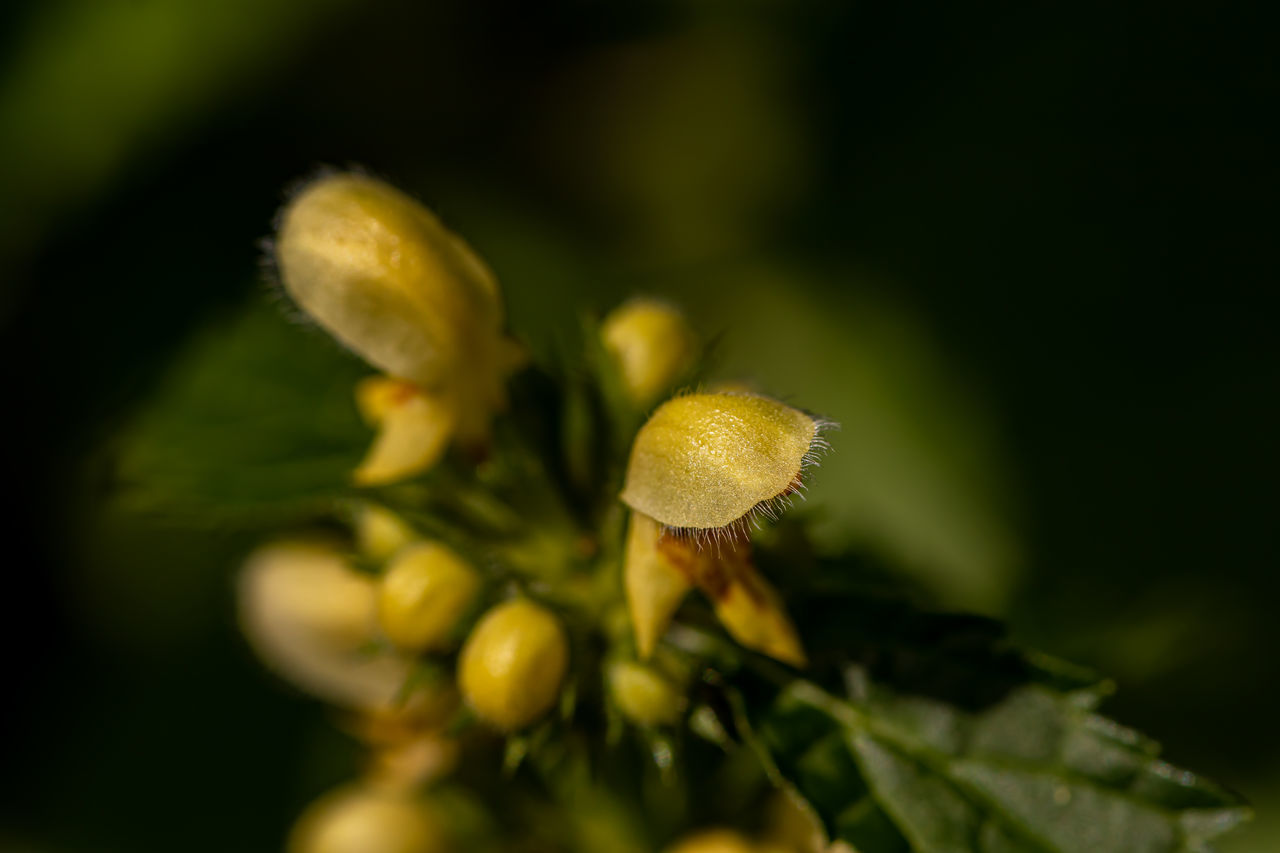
107,299,369,527
746,675,1248,853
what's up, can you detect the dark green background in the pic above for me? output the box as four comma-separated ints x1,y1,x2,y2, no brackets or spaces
1,1,1275,850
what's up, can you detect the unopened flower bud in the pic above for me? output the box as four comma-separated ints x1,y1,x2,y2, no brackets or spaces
355,503,418,563
458,599,568,731
608,660,686,726
275,173,503,389
601,297,697,406
621,392,824,532
238,542,412,709
288,785,447,853
377,542,481,653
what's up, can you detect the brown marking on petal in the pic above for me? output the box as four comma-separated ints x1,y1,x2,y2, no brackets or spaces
387,379,420,406
657,532,759,603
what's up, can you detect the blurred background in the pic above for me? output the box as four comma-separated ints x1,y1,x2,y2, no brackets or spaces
0,0,1275,849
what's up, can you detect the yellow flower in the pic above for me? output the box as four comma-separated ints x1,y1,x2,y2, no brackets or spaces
624,514,806,666
458,599,569,731
377,542,481,653
288,784,447,853
275,173,523,483
621,392,825,535
601,297,698,406
237,542,414,710
276,172,503,390
620,392,823,664
608,659,686,726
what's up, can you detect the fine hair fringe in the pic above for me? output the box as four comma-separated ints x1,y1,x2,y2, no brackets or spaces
661,416,838,554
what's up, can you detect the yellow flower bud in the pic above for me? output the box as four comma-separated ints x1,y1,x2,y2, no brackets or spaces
377,542,481,652
288,785,447,853
458,599,568,731
355,502,418,563
621,392,824,533
237,542,413,710
601,297,697,405
665,829,758,853
608,660,686,726
275,173,503,389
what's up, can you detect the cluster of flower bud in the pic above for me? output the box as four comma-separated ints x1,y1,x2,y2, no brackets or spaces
240,504,574,851
244,172,833,850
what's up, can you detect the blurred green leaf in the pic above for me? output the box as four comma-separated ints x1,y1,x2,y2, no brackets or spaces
107,298,368,527
741,654,1248,853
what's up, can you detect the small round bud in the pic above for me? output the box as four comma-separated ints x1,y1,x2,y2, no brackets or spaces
621,392,822,531
355,503,418,563
601,297,697,405
608,660,685,726
665,829,758,853
288,785,446,853
275,173,502,388
458,599,568,731
377,542,481,652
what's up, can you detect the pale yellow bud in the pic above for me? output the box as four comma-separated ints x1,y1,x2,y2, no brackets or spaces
276,173,502,389
288,785,446,853
601,297,697,405
355,503,418,563
666,829,758,853
608,660,686,726
377,542,481,652
353,377,455,486
458,599,569,731
621,392,822,532
237,542,413,709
